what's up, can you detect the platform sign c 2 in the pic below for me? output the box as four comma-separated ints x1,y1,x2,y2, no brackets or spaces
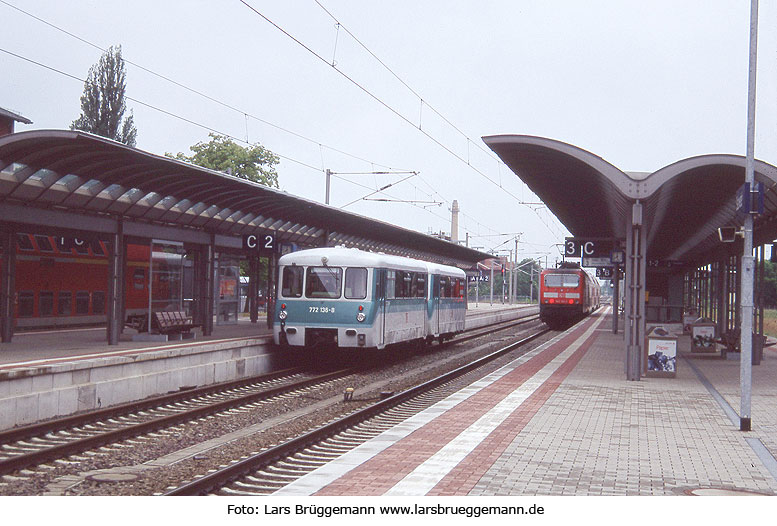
242,233,276,255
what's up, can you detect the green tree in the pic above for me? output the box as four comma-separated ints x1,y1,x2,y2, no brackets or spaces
169,133,280,187
71,46,137,147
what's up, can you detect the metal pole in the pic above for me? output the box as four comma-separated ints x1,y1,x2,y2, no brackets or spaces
325,169,332,205
508,249,513,305
740,0,758,432
107,223,123,345
613,270,620,334
475,270,479,306
1,229,15,343
490,263,494,305
514,237,519,304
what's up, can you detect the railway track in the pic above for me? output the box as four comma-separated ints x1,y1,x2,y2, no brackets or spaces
0,312,543,493
165,326,550,495
0,367,354,476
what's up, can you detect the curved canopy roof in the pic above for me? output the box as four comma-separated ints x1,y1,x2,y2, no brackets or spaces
484,135,777,266
0,130,489,267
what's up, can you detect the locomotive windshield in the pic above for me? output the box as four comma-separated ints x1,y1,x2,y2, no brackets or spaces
281,266,303,297
305,267,343,299
544,273,580,288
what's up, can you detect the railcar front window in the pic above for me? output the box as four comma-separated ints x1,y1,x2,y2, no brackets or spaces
345,267,367,299
281,266,303,298
544,274,580,288
306,267,342,299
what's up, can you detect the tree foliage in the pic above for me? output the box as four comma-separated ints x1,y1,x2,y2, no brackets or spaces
169,134,280,187
71,46,137,147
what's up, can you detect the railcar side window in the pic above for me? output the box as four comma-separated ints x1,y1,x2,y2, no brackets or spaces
345,267,367,299
91,240,105,256
17,291,34,317
415,273,426,298
394,271,413,298
281,266,303,298
73,241,90,255
58,291,72,316
39,291,54,316
92,291,106,314
413,274,426,298
386,271,396,300
544,273,580,288
16,234,34,251
76,291,90,315
438,277,447,298
305,267,342,299
34,235,54,252
453,278,464,298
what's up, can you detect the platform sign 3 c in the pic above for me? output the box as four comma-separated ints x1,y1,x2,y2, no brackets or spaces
564,238,610,258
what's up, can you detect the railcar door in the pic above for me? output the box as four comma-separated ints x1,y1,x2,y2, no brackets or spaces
431,274,440,336
375,268,387,347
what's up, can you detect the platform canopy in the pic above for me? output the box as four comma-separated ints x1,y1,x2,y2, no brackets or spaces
483,135,777,266
0,130,489,267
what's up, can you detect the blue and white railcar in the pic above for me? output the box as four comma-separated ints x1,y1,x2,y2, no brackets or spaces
425,261,467,341
273,247,466,349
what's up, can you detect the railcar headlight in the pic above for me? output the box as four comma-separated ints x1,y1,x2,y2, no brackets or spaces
279,310,288,320
356,312,366,322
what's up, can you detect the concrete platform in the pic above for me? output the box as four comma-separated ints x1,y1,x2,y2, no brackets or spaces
0,304,533,431
273,307,777,496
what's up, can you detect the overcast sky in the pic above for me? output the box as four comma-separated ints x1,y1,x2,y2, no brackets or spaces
2,1,775,264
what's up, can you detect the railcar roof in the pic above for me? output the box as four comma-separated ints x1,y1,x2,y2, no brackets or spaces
279,247,464,275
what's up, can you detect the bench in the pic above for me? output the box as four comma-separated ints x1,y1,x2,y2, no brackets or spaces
126,311,199,340
152,311,199,337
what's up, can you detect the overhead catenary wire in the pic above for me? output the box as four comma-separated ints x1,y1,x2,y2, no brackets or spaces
0,0,563,250
0,0,407,173
2,44,476,237
238,0,564,240
313,0,503,166
0,0,521,246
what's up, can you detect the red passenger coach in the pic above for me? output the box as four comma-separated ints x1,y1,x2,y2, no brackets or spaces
539,263,600,329
7,234,151,329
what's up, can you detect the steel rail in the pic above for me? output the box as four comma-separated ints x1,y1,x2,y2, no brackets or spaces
0,309,536,446
0,366,305,446
0,368,352,476
165,327,549,496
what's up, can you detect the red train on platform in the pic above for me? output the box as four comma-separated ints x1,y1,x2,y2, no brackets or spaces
539,263,600,329
5,233,159,329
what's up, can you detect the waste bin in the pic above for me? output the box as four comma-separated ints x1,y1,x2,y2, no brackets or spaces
691,317,717,353
645,326,677,378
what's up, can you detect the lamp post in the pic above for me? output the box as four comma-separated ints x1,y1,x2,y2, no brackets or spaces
740,0,759,432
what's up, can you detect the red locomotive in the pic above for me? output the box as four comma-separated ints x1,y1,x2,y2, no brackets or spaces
539,263,600,329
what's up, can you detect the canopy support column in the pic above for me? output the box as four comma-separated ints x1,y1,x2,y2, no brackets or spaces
625,201,645,381
107,222,124,345
202,237,215,336
1,229,16,343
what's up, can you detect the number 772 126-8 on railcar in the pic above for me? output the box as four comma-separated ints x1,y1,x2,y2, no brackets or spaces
273,247,466,350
